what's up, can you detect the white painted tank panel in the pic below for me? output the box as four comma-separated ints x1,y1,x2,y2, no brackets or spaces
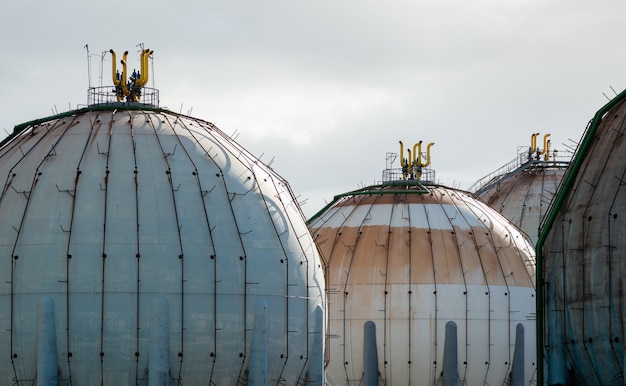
310,186,536,385
0,107,325,385
478,167,566,245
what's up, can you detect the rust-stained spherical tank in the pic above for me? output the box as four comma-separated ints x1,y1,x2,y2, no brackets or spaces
474,164,567,245
540,92,626,385
309,182,536,385
0,104,325,385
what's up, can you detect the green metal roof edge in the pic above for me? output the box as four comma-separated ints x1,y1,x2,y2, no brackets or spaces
1,103,169,148
306,181,431,224
535,87,626,384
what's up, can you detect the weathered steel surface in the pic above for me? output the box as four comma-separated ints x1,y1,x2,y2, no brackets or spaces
479,167,566,245
543,98,626,385
310,185,536,385
0,107,325,385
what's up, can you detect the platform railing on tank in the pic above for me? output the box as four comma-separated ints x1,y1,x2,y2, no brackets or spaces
468,147,574,194
88,86,160,107
381,167,435,184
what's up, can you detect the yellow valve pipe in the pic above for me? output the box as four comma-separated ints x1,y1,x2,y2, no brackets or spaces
137,49,152,87
407,149,412,170
138,49,147,86
109,50,120,86
412,141,422,167
120,51,130,97
423,142,435,167
530,133,539,154
541,133,551,155
399,141,408,179
544,139,551,161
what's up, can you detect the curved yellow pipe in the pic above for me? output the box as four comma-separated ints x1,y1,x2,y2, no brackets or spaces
544,139,551,161
137,49,152,86
399,141,409,180
530,133,539,153
109,50,120,86
537,133,550,156
407,149,412,169
138,49,147,86
412,141,422,167
423,142,435,167
120,51,130,97
541,133,551,155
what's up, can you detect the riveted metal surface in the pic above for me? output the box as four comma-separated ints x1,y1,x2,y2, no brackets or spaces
542,97,626,385
0,107,325,385
478,167,566,245
310,185,536,385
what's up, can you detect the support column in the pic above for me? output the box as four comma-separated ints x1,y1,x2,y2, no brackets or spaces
442,321,457,386
510,323,525,386
36,296,58,386
149,296,170,386
249,299,268,386
307,305,325,385
363,321,378,386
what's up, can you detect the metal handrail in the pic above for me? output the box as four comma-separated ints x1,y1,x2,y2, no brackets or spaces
87,86,159,107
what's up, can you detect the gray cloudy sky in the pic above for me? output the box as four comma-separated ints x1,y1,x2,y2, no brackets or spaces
1,0,624,217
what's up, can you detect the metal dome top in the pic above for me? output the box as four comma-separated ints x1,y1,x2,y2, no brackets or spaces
0,49,325,385
309,175,536,385
470,134,572,244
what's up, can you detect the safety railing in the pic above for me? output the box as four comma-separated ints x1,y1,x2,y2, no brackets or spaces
88,86,159,107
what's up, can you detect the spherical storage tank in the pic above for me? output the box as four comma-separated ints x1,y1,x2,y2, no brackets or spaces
470,134,571,245
0,50,325,385
309,146,537,385
540,90,626,385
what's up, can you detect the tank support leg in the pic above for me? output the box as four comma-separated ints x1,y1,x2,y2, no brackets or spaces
306,305,325,385
249,299,268,386
363,320,378,386
443,321,457,386
510,323,525,386
149,296,170,386
36,296,58,386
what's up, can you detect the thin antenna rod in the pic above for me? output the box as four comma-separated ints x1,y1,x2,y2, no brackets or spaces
85,44,91,88
151,54,155,88
99,51,106,88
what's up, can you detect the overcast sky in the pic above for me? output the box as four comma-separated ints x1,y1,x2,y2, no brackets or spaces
1,1,624,217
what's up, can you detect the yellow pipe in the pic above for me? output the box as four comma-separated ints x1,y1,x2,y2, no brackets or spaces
109,50,120,86
120,51,130,97
537,133,550,156
530,133,539,153
137,49,152,86
399,141,408,180
138,49,147,86
412,141,422,167
407,149,412,170
544,139,551,161
423,142,435,167
542,133,551,155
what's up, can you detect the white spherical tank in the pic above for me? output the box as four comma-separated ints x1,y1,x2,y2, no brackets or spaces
309,182,536,385
476,166,566,245
0,106,325,385
470,135,571,246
